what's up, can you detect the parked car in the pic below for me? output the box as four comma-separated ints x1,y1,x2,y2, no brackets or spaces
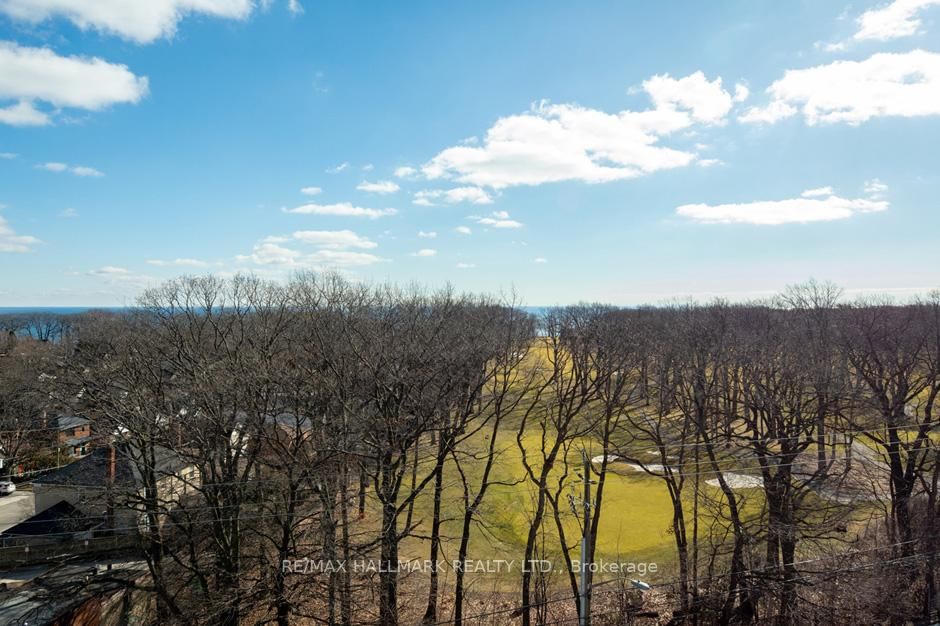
0,481,16,496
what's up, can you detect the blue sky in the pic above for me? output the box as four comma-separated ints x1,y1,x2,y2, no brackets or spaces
1,0,938,306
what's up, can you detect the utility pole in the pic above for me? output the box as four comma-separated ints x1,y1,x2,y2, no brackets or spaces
579,450,593,626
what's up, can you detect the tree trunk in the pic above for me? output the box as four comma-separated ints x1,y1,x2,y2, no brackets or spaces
422,434,447,623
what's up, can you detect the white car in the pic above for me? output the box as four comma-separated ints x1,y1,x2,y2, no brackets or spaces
0,481,15,496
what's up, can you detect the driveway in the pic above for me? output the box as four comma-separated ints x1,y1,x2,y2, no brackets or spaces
0,491,36,533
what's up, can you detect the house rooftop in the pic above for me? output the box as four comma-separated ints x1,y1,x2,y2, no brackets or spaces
0,500,98,539
32,442,192,490
55,415,90,430
32,446,136,489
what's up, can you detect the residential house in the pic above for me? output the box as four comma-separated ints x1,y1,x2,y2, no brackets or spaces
31,443,199,535
55,415,92,460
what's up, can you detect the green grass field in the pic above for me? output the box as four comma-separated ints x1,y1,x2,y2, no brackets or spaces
397,423,767,590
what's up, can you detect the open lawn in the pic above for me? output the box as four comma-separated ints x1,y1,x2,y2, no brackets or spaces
397,424,768,591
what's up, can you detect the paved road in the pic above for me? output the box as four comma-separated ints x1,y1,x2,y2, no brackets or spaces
0,491,36,533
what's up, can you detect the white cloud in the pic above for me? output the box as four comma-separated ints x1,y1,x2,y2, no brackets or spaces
738,100,796,124
238,242,301,266
0,42,148,126
801,186,834,198
283,202,397,219
361,163,374,172
853,0,940,41
697,158,723,168
643,72,747,124
0,0,254,44
0,151,16,159
473,211,523,229
326,161,350,174
0,212,39,252
89,265,129,276
864,178,889,197
300,186,322,196
394,166,418,178
821,41,848,53
35,162,104,176
417,231,437,238
739,50,940,125
412,248,437,257
59,207,78,218
456,262,475,269
239,229,383,269
290,229,377,249
413,186,493,206
534,257,548,263
287,0,303,15
676,187,888,225
71,165,104,177
422,71,742,189
455,226,472,235
0,100,50,126
357,180,400,194
36,162,67,172
146,258,208,267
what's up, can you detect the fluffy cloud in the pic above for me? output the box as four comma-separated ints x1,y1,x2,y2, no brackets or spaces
0,100,49,126
411,248,437,257
534,257,548,263
72,166,104,177
740,50,940,125
854,0,940,41
283,202,397,219
0,0,253,44
85,266,157,291
146,258,208,267
865,178,890,197
394,166,418,178
87,266,156,288
89,266,129,276
456,262,475,269
300,186,322,196
676,187,888,225
801,186,834,198
357,180,400,194
290,229,377,249
417,231,437,238
326,162,349,174
239,230,383,269
472,211,523,229
0,41,148,126
421,71,744,189
0,212,39,252
413,186,493,206
455,226,472,235
643,72,749,124
36,162,104,176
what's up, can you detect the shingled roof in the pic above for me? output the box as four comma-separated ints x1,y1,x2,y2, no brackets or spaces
32,443,190,490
